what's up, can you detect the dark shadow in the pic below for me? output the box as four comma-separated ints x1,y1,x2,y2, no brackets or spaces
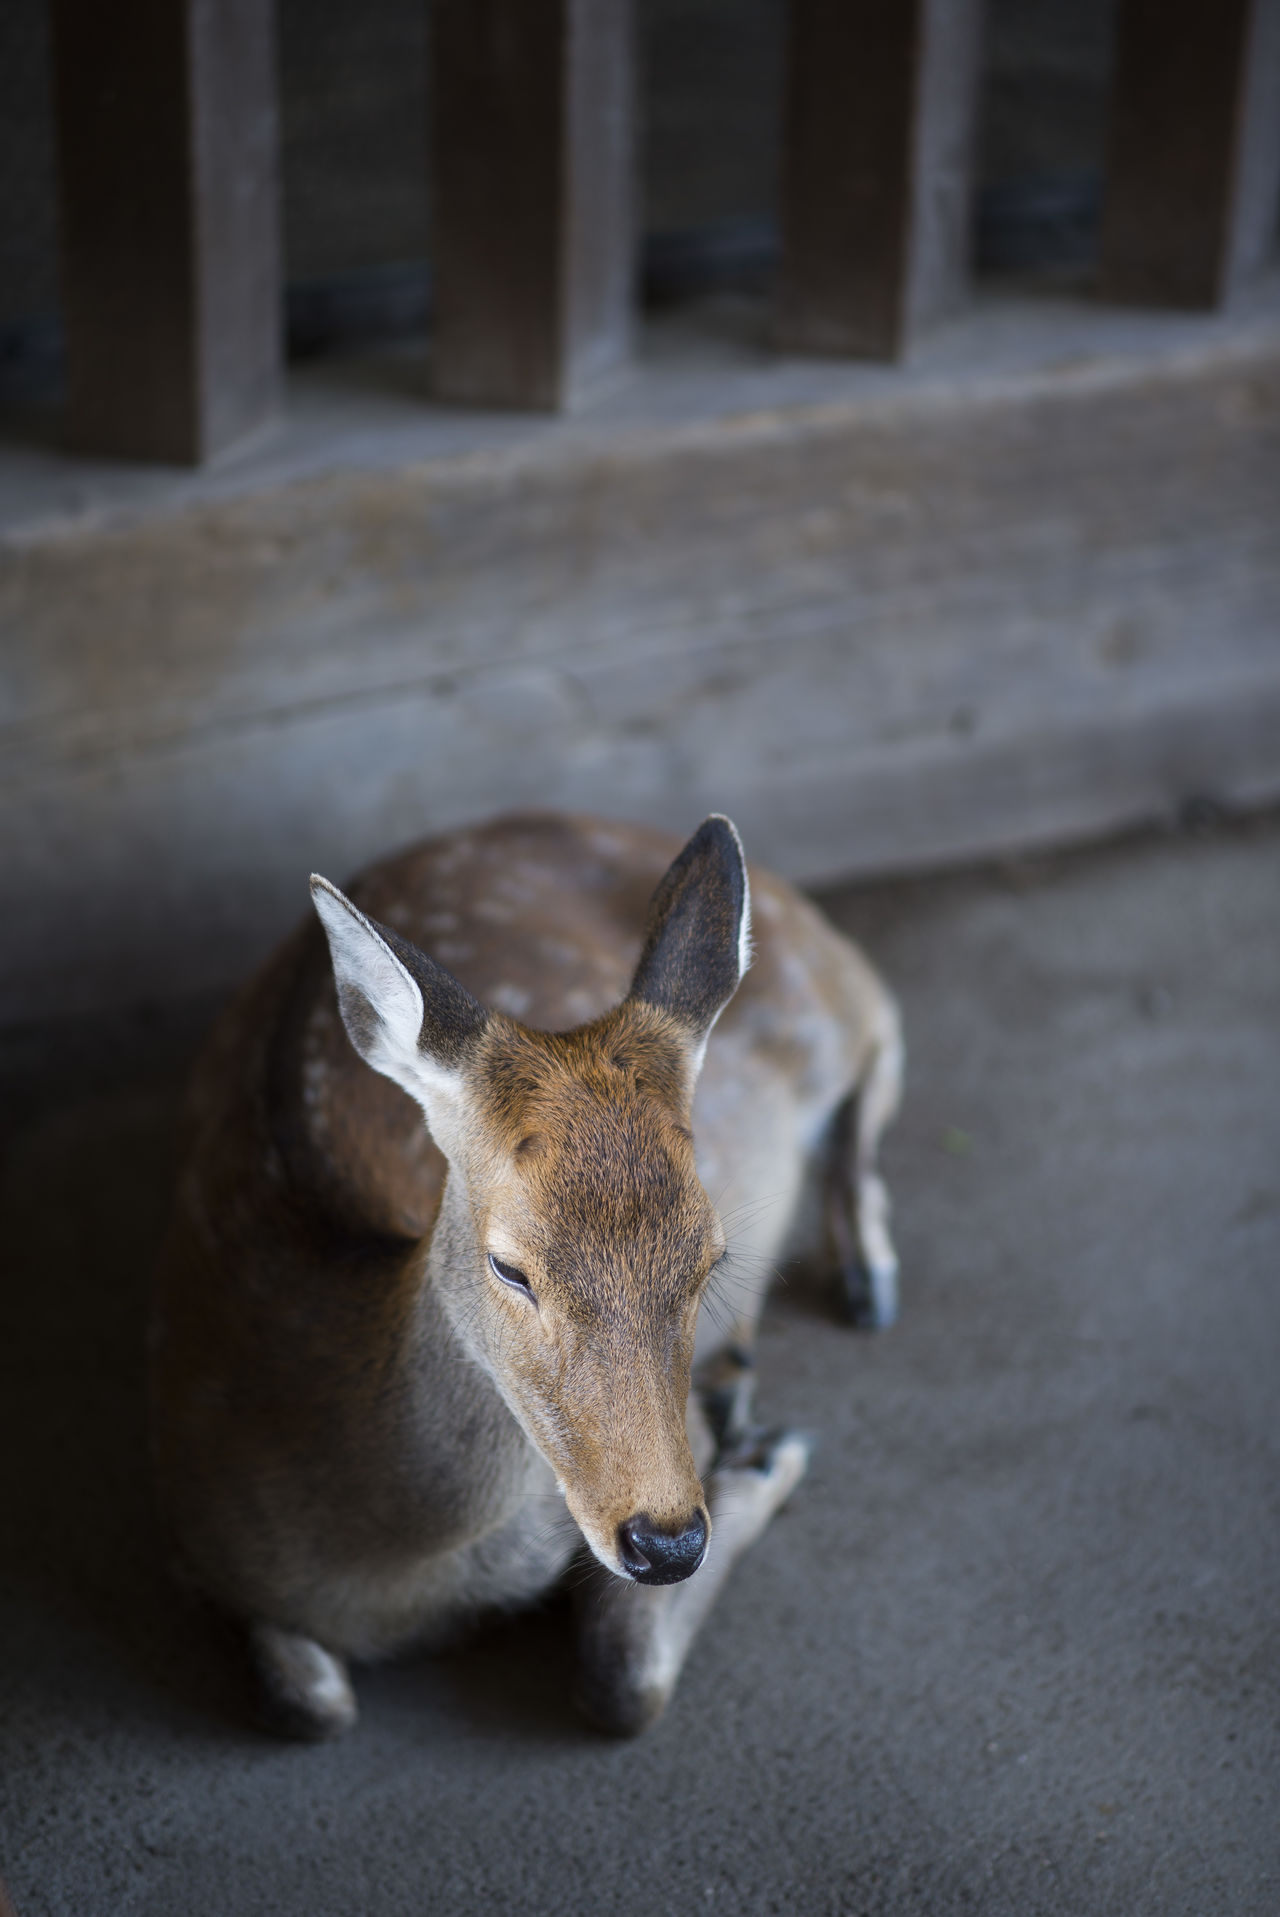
359,1596,584,1750
0,1024,259,1744
290,339,434,408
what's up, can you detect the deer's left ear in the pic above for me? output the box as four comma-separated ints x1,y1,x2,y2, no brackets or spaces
628,814,752,1068
310,875,488,1118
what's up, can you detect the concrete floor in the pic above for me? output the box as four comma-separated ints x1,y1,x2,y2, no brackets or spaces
1,813,1277,1916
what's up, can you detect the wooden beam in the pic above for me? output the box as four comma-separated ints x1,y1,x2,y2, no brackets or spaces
7,307,1280,1025
50,0,281,464
1101,0,1280,309
429,0,636,410
777,0,983,361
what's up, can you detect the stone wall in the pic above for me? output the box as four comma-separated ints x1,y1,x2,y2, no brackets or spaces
4,293,1278,1025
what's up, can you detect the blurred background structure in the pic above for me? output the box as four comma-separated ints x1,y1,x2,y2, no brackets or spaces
1,0,1278,1029
2,10,1280,1916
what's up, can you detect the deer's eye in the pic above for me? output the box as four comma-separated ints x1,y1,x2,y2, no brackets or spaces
488,1252,534,1298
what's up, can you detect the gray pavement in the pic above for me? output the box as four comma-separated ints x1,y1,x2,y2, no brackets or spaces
2,813,1278,1916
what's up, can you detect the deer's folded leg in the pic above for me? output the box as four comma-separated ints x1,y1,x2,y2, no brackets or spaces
825,1023,904,1331
694,1342,758,1457
571,1428,812,1737
249,1621,358,1741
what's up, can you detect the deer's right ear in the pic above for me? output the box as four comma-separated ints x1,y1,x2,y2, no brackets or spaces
628,814,752,1072
310,876,487,1112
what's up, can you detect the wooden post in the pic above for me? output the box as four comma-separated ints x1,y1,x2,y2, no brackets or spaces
1101,0,1280,309
50,0,282,464
429,0,636,410
777,0,983,361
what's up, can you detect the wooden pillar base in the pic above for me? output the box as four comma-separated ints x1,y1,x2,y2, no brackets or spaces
777,0,982,361
50,0,282,465
1101,0,1280,310
430,0,636,411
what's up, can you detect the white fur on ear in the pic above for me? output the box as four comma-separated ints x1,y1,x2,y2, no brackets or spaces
310,875,458,1111
708,812,754,986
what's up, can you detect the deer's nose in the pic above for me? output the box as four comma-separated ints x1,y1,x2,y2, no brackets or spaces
617,1510,708,1584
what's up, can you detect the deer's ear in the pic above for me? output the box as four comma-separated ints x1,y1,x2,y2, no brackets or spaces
310,875,487,1110
628,815,752,1066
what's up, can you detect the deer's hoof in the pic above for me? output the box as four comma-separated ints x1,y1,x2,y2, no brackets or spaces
836,1251,899,1331
721,1426,814,1506
249,1622,359,1742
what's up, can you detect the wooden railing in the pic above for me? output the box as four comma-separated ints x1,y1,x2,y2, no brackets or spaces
47,0,1280,464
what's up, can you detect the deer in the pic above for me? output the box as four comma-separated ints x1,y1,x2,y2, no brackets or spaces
150,812,902,1739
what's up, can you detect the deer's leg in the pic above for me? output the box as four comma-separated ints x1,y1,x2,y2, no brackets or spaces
826,1027,903,1330
572,1427,811,1736
692,1133,807,1455
693,1342,758,1455
249,1620,358,1740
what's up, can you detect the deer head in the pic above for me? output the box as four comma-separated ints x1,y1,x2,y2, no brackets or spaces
310,817,752,1584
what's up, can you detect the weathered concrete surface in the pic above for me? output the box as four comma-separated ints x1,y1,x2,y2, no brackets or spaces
3,286,1280,1027
1,812,1277,1916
